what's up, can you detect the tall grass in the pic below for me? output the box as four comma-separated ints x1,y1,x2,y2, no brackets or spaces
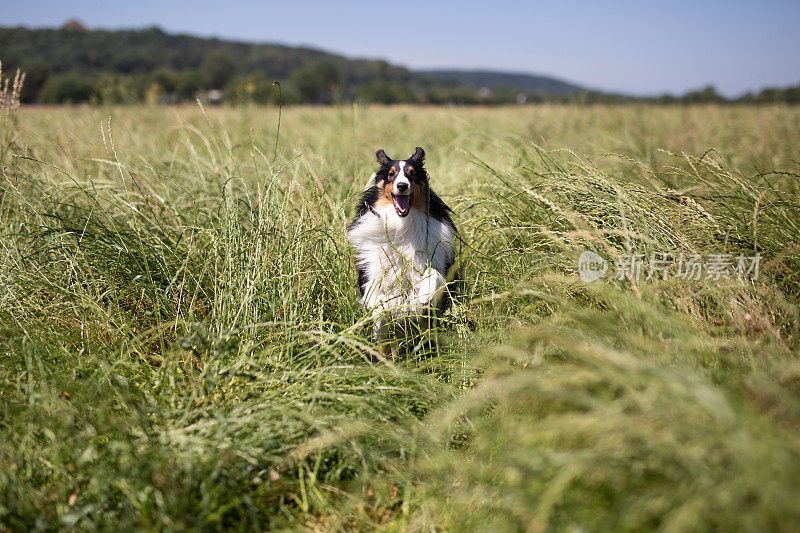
1,102,799,530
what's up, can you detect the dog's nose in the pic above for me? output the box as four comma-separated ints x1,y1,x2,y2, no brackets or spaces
396,182,409,193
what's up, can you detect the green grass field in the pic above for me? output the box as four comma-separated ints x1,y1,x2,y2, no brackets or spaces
2,102,800,531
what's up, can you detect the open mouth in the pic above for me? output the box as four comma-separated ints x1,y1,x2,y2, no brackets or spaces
391,192,412,217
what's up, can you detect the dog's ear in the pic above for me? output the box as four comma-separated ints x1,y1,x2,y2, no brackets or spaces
375,149,390,166
410,146,425,164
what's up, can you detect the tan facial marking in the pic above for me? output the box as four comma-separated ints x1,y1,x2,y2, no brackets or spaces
383,182,394,203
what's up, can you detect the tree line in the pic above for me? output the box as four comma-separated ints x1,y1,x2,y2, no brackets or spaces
1,23,798,106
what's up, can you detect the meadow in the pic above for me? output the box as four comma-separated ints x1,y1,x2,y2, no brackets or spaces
1,101,800,531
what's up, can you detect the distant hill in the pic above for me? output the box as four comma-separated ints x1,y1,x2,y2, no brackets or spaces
0,25,418,103
423,70,585,96
4,25,793,105
0,25,589,105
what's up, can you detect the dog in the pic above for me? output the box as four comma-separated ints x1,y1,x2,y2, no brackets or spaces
347,147,458,358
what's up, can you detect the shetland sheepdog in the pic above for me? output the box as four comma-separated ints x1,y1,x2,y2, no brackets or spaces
346,147,458,357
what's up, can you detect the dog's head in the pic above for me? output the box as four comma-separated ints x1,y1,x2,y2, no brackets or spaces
373,147,428,218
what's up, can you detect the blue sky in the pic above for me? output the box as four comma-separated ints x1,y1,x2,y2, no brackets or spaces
2,0,799,96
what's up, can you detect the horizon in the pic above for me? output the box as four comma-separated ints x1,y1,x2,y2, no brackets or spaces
3,0,799,98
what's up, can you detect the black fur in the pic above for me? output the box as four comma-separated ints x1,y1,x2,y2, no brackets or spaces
349,185,382,224
424,188,457,228
376,148,390,166
356,264,369,297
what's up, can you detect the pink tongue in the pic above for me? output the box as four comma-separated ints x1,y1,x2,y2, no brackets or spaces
394,195,411,212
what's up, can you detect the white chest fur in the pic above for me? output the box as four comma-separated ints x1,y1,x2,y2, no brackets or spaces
347,205,455,314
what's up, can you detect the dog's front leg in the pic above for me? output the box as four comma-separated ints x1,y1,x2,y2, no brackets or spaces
363,278,394,359
417,267,445,311
372,309,391,358
415,266,445,335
